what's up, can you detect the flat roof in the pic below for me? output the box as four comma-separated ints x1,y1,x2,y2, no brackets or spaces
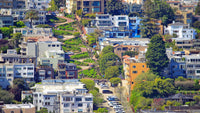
4,104,35,109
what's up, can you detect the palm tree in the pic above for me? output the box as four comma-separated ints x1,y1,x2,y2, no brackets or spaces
25,10,39,28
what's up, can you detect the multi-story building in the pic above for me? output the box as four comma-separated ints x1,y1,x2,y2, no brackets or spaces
99,37,149,50
21,91,33,100
66,0,75,13
0,34,2,39
13,28,53,37
0,62,35,89
36,65,54,81
164,22,196,39
2,104,35,113
26,0,51,10
0,0,13,9
57,63,78,79
123,54,149,90
0,49,37,66
0,9,47,27
113,44,147,59
13,0,26,9
32,79,93,113
76,0,105,14
0,15,13,28
175,38,194,49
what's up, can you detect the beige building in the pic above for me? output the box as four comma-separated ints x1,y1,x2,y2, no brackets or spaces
2,104,35,113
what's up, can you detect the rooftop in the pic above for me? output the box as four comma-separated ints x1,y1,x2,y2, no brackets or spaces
4,104,35,109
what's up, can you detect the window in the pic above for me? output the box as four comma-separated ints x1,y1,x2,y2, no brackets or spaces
7,68,13,71
78,109,83,112
197,70,200,73
83,8,89,13
28,67,33,70
47,71,52,75
57,45,59,47
52,45,55,47
23,73,26,75
45,102,50,105
93,8,100,13
132,66,136,68
118,22,126,26
27,73,33,75
142,65,145,68
132,71,137,73
75,98,82,102
15,68,21,70
45,97,50,100
11,111,14,113
63,97,72,101
83,1,89,6
48,45,51,47
78,103,83,107
118,33,124,36
64,103,70,107
85,98,92,101
118,17,126,20
23,67,26,70
93,1,100,6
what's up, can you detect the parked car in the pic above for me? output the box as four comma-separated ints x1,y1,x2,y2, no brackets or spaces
102,90,113,94
107,96,119,101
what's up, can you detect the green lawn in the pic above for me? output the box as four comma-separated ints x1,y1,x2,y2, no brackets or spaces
47,15,67,23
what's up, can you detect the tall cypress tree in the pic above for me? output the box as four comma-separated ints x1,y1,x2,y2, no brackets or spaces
195,1,200,15
145,34,169,76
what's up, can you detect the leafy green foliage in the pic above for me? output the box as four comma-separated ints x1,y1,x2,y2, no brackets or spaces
83,59,95,63
25,10,39,28
47,15,66,23
86,33,98,47
62,37,83,52
96,108,108,113
70,52,89,59
36,108,48,113
73,32,80,37
58,23,76,31
106,0,125,15
122,51,138,57
101,46,114,56
81,19,91,27
76,9,82,17
0,27,13,38
135,71,157,83
85,14,96,19
89,90,104,108
64,13,75,19
146,34,169,76
143,0,174,26
109,77,121,86
48,0,58,11
80,79,95,90
79,68,102,78
15,21,25,28
195,1,200,15
53,30,72,36
22,95,33,104
69,60,89,66
105,66,120,79
11,33,22,48
0,89,14,104
36,24,51,28
140,18,158,38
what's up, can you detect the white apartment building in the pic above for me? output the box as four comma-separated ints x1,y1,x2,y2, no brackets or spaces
26,0,51,10
0,63,34,89
94,14,129,30
32,79,93,113
0,8,47,27
13,28,53,37
164,22,197,39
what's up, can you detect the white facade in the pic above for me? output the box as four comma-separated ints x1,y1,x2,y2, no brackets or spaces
164,22,196,39
32,79,93,113
0,63,34,89
112,15,129,28
13,28,53,37
26,0,51,10
66,0,74,13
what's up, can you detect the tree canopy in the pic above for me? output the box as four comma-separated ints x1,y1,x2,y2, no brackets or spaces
109,77,121,86
195,1,200,15
106,0,125,15
25,10,39,28
80,79,95,90
143,0,175,26
105,66,120,79
146,34,169,76
0,89,14,104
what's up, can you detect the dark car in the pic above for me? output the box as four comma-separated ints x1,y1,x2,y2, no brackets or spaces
102,90,113,94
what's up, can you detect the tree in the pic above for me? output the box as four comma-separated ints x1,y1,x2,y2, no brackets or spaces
36,107,48,113
135,71,157,83
100,46,114,57
96,108,108,113
140,18,158,38
195,1,200,15
0,27,13,38
0,89,14,104
80,79,95,90
123,51,138,57
22,95,33,104
110,77,121,86
143,0,174,26
106,0,125,15
105,66,120,79
99,53,120,74
193,21,200,29
15,21,25,28
48,0,58,11
11,33,22,48
146,34,169,76
76,9,82,17
81,19,91,27
89,90,104,108
193,95,200,105
25,10,39,28
73,32,80,38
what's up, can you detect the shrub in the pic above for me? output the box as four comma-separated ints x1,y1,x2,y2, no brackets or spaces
70,52,89,59
110,77,121,86
83,59,95,63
